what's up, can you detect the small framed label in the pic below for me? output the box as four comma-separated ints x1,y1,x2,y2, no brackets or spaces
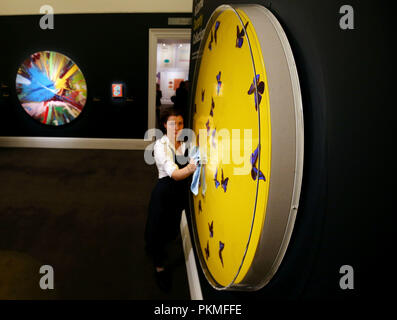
112,83,123,98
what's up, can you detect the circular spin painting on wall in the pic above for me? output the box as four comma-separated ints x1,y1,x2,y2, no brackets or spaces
16,51,87,126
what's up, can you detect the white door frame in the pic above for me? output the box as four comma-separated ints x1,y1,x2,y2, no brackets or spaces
148,28,191,130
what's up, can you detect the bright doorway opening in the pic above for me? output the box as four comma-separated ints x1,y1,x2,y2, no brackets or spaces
148,29,191,130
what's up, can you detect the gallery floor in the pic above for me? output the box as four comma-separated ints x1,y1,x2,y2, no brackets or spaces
0,147,190,299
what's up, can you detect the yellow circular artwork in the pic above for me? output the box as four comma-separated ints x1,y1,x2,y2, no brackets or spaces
192,7,271,288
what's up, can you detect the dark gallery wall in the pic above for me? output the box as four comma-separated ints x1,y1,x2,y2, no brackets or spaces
186,0,392,300
0,13,191,138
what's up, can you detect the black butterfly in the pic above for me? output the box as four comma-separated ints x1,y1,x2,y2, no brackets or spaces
219,241,225,267
208,221,213,238
199,200,202,213
206,119,210,134
201,89,205,102
236,22,249,48
248,74,265,111
214,21,220,43
210,97,215,116
221,169,229,192
208,30,214,51
205,241,210,260
250,145,266,181
216,72,221,95
214,167,220,189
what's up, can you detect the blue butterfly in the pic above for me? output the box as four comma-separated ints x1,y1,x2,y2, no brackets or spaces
248,74,265,111
219,241,225,267
236,22,249,48
216,72,222,95
211,129,216,148
208,21,220,51
214,167,220,188
214,21,220,43
221,169,229,192
206,119,210,134
250,145,266,181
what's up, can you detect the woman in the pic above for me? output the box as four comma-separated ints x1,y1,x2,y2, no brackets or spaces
144,108,196,291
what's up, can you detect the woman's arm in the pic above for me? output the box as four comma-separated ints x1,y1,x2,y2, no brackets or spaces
154,140,197,180
171,159,197,181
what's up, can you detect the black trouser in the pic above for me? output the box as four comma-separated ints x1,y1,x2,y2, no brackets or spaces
144,177,186,268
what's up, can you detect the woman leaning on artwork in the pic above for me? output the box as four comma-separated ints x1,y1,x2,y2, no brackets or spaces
144,108,196,292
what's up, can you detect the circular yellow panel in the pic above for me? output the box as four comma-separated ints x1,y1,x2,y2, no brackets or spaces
190,4,304,291
192,6,271,288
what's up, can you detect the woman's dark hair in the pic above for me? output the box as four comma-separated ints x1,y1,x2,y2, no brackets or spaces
159,108,184,133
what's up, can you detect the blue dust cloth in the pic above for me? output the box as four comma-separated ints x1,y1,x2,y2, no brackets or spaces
190,146,206,196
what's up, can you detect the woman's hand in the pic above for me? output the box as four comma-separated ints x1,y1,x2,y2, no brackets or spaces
171,158,197,181
186,158,197,174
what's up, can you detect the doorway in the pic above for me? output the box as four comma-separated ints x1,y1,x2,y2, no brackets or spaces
148,29,191,130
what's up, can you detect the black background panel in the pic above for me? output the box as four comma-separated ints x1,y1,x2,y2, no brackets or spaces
186,0,393,300
0,13,190,138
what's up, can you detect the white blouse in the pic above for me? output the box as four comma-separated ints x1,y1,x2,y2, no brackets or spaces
154,135,187,179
